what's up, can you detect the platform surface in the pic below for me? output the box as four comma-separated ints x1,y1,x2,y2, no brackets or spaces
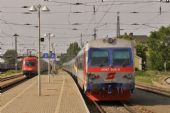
0,70,89,113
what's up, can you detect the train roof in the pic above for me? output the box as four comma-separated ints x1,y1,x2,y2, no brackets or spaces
85,38,135,48
76,38,135,57
23,56,37,60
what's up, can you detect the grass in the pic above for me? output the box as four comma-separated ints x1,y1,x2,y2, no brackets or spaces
135,70,170,85
0,70,22,77
135,71,153,85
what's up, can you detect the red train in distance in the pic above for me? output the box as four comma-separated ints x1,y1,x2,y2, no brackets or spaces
22,56,38,77
22,56,48,77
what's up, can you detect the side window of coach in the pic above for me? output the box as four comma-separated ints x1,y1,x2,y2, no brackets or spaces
76,55,84,70
79,55,83,70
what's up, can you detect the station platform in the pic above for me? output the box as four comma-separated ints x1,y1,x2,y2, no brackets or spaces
0,70,89,113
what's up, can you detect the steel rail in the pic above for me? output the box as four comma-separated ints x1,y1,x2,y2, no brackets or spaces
120,101,137,113
0,73,23,82
92,101,106,113
136,83,170,97
0,74,26,90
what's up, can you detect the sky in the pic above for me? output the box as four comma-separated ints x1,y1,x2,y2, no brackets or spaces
0,0,170,55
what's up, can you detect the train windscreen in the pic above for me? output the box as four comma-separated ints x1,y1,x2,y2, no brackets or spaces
90,49,109,66
112,49,131,66
25,60,35,66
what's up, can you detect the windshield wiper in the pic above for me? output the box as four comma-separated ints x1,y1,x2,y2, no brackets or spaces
99,64,105,67
122,60,129,67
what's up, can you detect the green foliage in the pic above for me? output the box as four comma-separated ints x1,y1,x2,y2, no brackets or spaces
3,49,17,65
135,70,145,76
147,26,170,71
60,42,81,64
135,70,156,84
136,43,147,70
135,72,153,85
0,70,21,77
119,32,133,40
135,70,169,85
66,42,81,60
59,53,68,64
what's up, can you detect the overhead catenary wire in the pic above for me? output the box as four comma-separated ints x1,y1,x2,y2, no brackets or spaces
84,1,105,40
84,0,117,39
1,0,170,54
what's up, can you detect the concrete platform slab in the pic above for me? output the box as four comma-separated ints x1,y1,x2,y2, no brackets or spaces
0,70,89,113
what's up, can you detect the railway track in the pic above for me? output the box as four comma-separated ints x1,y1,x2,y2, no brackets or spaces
92,100,106,113
0,74,26,90
136,83,170,97
92,100,137,113
93,100,157,113
91,82,170,113
69,70,169,113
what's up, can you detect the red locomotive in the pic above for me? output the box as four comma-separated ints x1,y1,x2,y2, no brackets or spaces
22,56,48,77
22,57,38,77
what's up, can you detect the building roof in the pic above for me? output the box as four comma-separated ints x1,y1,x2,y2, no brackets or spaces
132,35,148,42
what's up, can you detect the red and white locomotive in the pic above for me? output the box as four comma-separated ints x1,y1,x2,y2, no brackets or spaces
22,56,48,77
63,38,135,101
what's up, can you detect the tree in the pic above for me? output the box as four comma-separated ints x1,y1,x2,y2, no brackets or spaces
136,43,147,70
119,32,133,40
3,49,17,66
66,42,81,61
147,26,170,71
59,53,68,64
60,42,81,64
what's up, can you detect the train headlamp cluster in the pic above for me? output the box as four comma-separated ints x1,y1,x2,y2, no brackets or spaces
88,73,100,80
123,74,133,79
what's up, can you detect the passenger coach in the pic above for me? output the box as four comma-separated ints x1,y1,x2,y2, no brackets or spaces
63,38,135,101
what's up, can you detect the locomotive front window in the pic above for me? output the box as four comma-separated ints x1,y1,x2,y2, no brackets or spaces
112,49,131,66
25,61,35,66
90,50,109,66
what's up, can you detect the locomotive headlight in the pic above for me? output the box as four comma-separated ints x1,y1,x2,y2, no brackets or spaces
127,74,132,79
123,73,133,79
88,73,100,80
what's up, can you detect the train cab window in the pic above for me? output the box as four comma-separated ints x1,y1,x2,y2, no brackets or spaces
112,49,131,66
25,60,35,66
90,50,109,66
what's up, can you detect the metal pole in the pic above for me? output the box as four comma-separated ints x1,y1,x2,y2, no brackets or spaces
116,12,120,38
38,4,41,96
51,43,54,73
52,44,55,73
14,36,17,70
48,34,51,83
80,33,83,48
94,28,96,40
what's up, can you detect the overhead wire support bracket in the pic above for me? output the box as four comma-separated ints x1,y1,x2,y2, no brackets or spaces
93,5,96,15
73,3,84,5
